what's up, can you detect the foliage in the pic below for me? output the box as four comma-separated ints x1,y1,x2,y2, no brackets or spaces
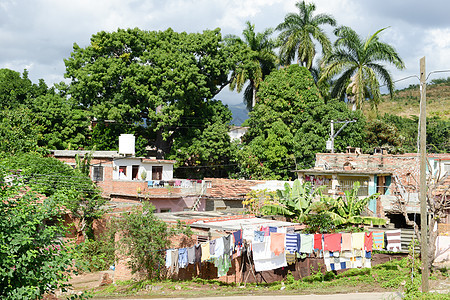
115,202,191,279
0,107,45,156
64,27,248,158
167,100,237,179
0,171,76,299
302,212,336,234
0,153,105,239
363,113,449,154
259,180,323,222
240,64,366,179
227,21,277,110
312,182,385,226
74,233,116,272
320,26,405,110
30,92,91,150
0,69,45,109
276,1,336,68
242,189,278,215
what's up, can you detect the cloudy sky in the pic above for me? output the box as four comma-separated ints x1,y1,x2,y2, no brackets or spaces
1,0,449,105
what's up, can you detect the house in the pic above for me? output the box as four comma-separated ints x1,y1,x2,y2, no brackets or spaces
51,134,212,213
293,150,450,225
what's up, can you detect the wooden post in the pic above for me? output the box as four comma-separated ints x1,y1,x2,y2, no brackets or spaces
419,56,429,292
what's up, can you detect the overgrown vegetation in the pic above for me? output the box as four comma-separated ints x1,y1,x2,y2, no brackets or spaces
245,180,386,231
115,202,193,279
0,171,80,299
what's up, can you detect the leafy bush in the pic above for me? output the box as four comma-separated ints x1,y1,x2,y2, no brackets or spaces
75,237,115,272
0,172,78,299
115,202,192,279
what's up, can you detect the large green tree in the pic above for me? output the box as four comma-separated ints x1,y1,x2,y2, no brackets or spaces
276,1,336,68
320,26,405,110
168,100,237,178
239,64,365,179
64,27,247,158
227,21,277,110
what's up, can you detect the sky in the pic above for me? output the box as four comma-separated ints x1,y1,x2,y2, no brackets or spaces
1,0,450,105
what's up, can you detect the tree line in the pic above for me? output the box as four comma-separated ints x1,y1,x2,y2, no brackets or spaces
0,1,448,181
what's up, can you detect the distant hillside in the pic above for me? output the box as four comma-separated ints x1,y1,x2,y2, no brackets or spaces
368,79,450,119
228,104,249,126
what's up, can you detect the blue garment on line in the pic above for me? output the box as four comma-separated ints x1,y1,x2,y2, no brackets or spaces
178,248,188,268
285,233,300,254
254,231,265,242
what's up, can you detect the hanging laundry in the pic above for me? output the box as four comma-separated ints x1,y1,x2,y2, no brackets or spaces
243,228,255,242
223,235,232,255
269,226,277,235
260,226,270,236
253,236,288,272
209,239,216,257
170,249,179,272
233,230,243,248
285,233,300,254
187,246,195,264
277,227,287,233
285,252,296,265
313,234,322,251
194,244,202,263
386,229,401,252
364,232,373,251
252,236,271,260
178,248,188,268
341,233,352,250
254,231,265,242
201,242,210,262
215,254,232,277
299,234,314,253
270,232,285,256
165,249,172,268
213,236,224,258
352,232,365,250
323,233,341,252
372,231,384,250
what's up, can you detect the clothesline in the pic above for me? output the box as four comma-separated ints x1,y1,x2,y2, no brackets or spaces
165,227,402,277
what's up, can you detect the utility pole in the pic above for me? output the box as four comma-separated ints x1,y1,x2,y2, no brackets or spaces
330,120,334,153
419,56,429,292
327,120,356,153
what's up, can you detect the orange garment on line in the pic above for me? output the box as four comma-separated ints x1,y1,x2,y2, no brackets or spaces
270,232,285,256
341,233,352,250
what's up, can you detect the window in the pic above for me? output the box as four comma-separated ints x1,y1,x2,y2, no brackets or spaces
92,166,104,181
132,165,139,180
338,177,369,196
160,208,171,213
118,166,127,179
152,166,163,180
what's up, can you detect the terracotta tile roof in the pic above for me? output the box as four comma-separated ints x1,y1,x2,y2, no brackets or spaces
204,178,265,200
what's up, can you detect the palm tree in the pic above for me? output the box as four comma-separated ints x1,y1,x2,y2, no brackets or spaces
227,21,277,110
320,26,405,110
276,1,336,69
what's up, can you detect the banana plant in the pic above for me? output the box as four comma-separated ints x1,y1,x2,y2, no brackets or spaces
260,179,324,222
325,182,386,226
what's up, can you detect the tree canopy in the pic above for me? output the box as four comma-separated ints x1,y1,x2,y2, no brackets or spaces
227,21,277,110
276,1,336,68
320,26,405,110
64,27,248,157
239,64,366,179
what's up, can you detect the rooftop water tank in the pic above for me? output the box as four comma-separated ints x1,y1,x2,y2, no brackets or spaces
119,134,135,156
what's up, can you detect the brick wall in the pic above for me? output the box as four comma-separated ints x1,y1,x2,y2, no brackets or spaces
316,153,422,191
